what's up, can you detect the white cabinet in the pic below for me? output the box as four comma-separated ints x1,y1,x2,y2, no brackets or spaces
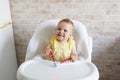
0,24,18,80
0,0,18,80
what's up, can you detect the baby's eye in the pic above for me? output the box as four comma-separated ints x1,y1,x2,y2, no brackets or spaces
64,29,67,32
57,28,61,30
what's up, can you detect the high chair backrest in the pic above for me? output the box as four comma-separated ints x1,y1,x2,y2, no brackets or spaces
25,19,92,62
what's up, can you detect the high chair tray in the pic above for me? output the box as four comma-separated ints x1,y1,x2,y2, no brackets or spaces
17,59,99,80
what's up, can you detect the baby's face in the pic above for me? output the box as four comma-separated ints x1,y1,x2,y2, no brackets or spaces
55,22,73,42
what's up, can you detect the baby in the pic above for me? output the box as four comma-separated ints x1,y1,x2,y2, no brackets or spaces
42,19,78,62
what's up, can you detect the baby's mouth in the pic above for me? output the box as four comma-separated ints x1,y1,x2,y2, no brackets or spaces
57,34,63,37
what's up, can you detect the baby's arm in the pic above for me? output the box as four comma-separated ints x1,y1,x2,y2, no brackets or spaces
70,43,78,62
42,42,52,57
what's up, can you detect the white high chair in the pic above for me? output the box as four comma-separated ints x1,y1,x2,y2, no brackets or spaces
17,19,99,80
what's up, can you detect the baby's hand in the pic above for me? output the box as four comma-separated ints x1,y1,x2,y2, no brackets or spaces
45,47,52,55
70,53,78,62
42,44,52,56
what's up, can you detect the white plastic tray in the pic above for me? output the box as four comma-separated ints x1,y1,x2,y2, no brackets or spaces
17,59,99,80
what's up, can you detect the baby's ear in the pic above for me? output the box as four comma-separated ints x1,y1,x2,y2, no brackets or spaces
69,34,72,37
71,30,74,36
70,32,73,36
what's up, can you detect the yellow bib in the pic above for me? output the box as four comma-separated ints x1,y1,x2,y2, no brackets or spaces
44,36,75,61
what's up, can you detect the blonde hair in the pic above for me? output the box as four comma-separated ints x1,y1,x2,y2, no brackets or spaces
58,18,74,28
